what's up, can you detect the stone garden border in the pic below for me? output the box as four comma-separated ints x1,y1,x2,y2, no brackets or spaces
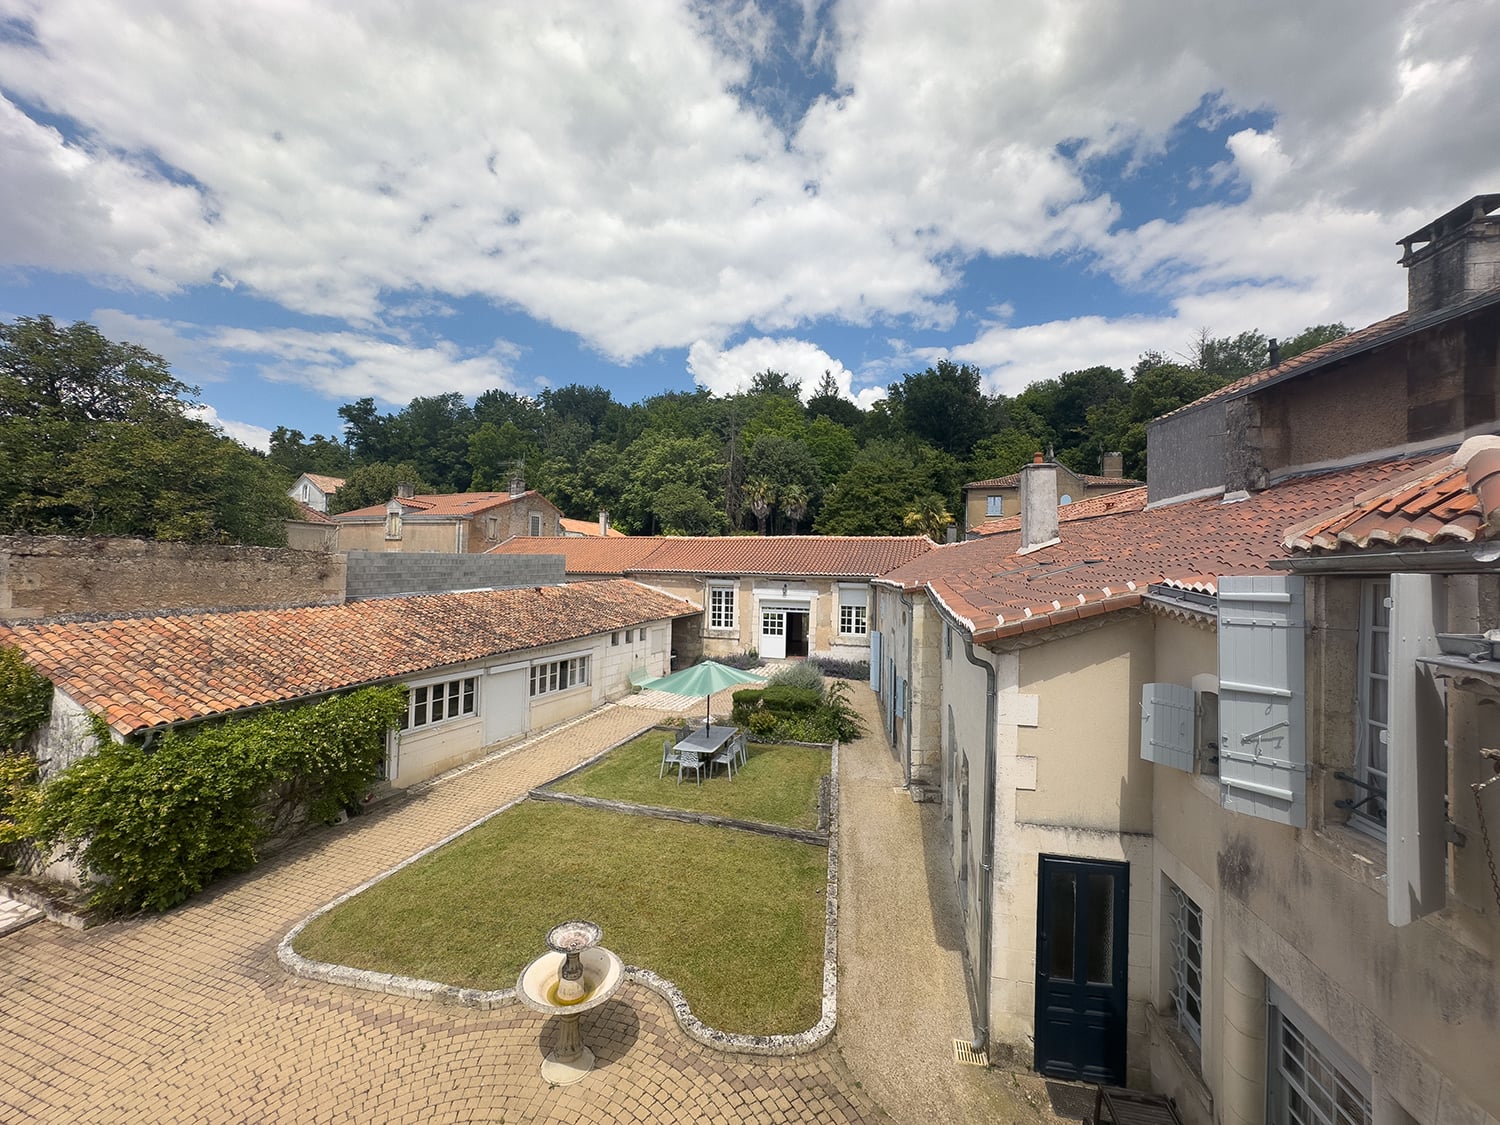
277,723,842,1056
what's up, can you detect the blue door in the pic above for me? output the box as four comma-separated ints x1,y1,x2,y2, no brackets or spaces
1034,855,1129,1084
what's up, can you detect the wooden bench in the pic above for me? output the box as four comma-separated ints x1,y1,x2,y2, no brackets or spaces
1092,1086,1184,1125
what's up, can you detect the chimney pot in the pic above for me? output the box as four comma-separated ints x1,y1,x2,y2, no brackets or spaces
508,474,526,498
1100,451,1124,479
1032,451,1044,464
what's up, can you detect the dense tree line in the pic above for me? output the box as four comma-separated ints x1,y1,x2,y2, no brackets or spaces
1,314,1347,545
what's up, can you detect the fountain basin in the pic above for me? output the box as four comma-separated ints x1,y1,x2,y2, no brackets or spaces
516,925,624,1086
516,946,624,1019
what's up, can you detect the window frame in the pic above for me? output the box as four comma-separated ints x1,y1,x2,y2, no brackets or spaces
1165,879,1203,1051
529,512,543,537
398,674,478,732
985,495,1003,517
385,510,403,539
837,584,869,637
1267,989,1373,1125
529,655,590,698
1352,578,1391,836
708,581,737,631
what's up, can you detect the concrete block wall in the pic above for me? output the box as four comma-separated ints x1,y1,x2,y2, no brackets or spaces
343,550,565,599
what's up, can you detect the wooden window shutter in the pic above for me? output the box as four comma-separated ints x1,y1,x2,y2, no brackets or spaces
1217,575,1307,826
870,631,882,691
1141,682,1194,772
1387,573,1446,926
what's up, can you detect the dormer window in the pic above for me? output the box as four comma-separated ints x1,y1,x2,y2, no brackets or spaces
385,500,403,539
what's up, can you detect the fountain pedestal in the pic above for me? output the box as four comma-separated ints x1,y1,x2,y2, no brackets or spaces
515,921,624,1086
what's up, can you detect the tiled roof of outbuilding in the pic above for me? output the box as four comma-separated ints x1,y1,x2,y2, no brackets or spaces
301,473,346,493
969,486,1149,537
879,456,1438,643
290,501,336,525
0,580,698,736
559,517,626,537
489,535,933,577
335,491,546,521
1284,436,1500,552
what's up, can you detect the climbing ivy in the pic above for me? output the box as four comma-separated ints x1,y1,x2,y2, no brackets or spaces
0,646,52,750
30,685,406,914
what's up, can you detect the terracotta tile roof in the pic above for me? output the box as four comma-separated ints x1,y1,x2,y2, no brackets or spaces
290,501,336,525
0,580,698,737
968,486,1149,536
335,491,541,521
488,535,934,577
1156,313,1409,423
1284,436,1500,552
964,472,1141,490
878,456,1439,643
302,473,346,493
559,517,626,537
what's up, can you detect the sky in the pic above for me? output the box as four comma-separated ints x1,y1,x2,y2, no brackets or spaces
3,0,1499,451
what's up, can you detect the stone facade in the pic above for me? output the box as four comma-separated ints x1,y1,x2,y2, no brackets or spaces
0,535,346,622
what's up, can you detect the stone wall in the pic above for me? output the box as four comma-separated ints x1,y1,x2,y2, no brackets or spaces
0,535,346,622
342,550,565,599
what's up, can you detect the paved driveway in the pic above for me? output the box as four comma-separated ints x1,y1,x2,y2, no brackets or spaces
1,686,1067,1124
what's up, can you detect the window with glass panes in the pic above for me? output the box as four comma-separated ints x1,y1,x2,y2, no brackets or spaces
839,602,868,635
400,676,476,730
529,656,589,697
708,584,736,629
1166,880,1203,1049
1270,1006,1372,1125
1354,579,1390,832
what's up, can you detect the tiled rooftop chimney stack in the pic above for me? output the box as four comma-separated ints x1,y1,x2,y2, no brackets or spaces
599,510,610,536
508,473,526,498
1018,452,1060,554
396,481,415,499
1399,194,1500,317
1100,451,1124,478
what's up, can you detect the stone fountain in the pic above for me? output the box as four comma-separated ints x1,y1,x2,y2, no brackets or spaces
515,920,624,1086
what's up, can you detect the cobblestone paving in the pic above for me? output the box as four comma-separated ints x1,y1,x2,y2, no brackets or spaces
0,698,884,1124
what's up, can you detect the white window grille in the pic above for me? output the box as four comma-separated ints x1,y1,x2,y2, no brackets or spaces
1269,1001,1372,1125
761,609,785,636
1351,579,1390,834
529,656,589,697
1166,881,1203,1049
708,584,737,630
838,586,869,635
399,676,477,731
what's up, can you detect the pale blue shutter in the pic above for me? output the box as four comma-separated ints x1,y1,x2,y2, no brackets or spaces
1141,682,1194,772
1387,573,1445,925
869,631,882,691
1218,575,1306,826
896,676,906,718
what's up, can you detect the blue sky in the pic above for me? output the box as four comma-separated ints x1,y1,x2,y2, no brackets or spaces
3,0,1499,449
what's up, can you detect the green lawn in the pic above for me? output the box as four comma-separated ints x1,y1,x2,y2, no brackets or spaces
295,800,829,1034
549,729,828,830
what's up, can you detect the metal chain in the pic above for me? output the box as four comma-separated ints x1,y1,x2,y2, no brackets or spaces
1475,774,1500,913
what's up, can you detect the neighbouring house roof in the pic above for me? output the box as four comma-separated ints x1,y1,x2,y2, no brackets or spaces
0,580,699,737
559,517,626,537
963,471,1141,491
335,490,548,522
301,473,346,493
877,456,1440,644
968,486,1149,537
290,501,336,525
1283,436,1500,553
488,534,934,578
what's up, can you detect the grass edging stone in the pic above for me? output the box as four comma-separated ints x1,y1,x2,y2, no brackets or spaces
277,738,843,1055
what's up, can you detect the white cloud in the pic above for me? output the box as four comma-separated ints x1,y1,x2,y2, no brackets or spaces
1,0,1498,393
687,335,853,396
87,310,524,407
186,403,271,452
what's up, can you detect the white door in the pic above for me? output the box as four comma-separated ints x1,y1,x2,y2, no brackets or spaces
760,607,787,659
483,666,527,745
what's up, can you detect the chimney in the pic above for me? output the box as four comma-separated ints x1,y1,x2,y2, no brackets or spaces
1018,457,1059,554
1100,451,1124,479
508,473,526,498
396,480,415,499
1268,338,1281,366
1398,194,1500,317
599,510,610,536
944,523,957,544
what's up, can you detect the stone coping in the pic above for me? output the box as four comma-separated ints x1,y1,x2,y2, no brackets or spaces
277,732,842,1057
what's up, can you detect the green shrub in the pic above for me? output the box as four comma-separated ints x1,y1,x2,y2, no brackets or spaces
746,709,779,738
731,687,766,724
760,685,821,715
0,646,52,750
30,685,405,914
767,661,824,692
718,651,761,670
815,658,869,682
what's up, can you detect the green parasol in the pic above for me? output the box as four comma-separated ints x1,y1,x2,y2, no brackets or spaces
639,660,766,725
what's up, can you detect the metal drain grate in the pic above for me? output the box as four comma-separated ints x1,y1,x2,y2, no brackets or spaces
952,1039,989,1067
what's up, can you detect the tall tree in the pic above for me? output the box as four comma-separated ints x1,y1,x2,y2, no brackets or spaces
805,370,863,430
884,359,991,457
1279,323,1349,361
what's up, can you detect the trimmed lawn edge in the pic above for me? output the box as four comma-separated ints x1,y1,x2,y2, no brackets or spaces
276,726,843,1057
527,789,830,846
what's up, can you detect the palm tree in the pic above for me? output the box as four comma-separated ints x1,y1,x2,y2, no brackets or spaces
902,493,953,541
744,477,774,535
780,483,810,533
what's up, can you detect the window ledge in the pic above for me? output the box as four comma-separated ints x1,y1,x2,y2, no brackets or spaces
1144,1003,1213,1118
1307,821,1388,895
